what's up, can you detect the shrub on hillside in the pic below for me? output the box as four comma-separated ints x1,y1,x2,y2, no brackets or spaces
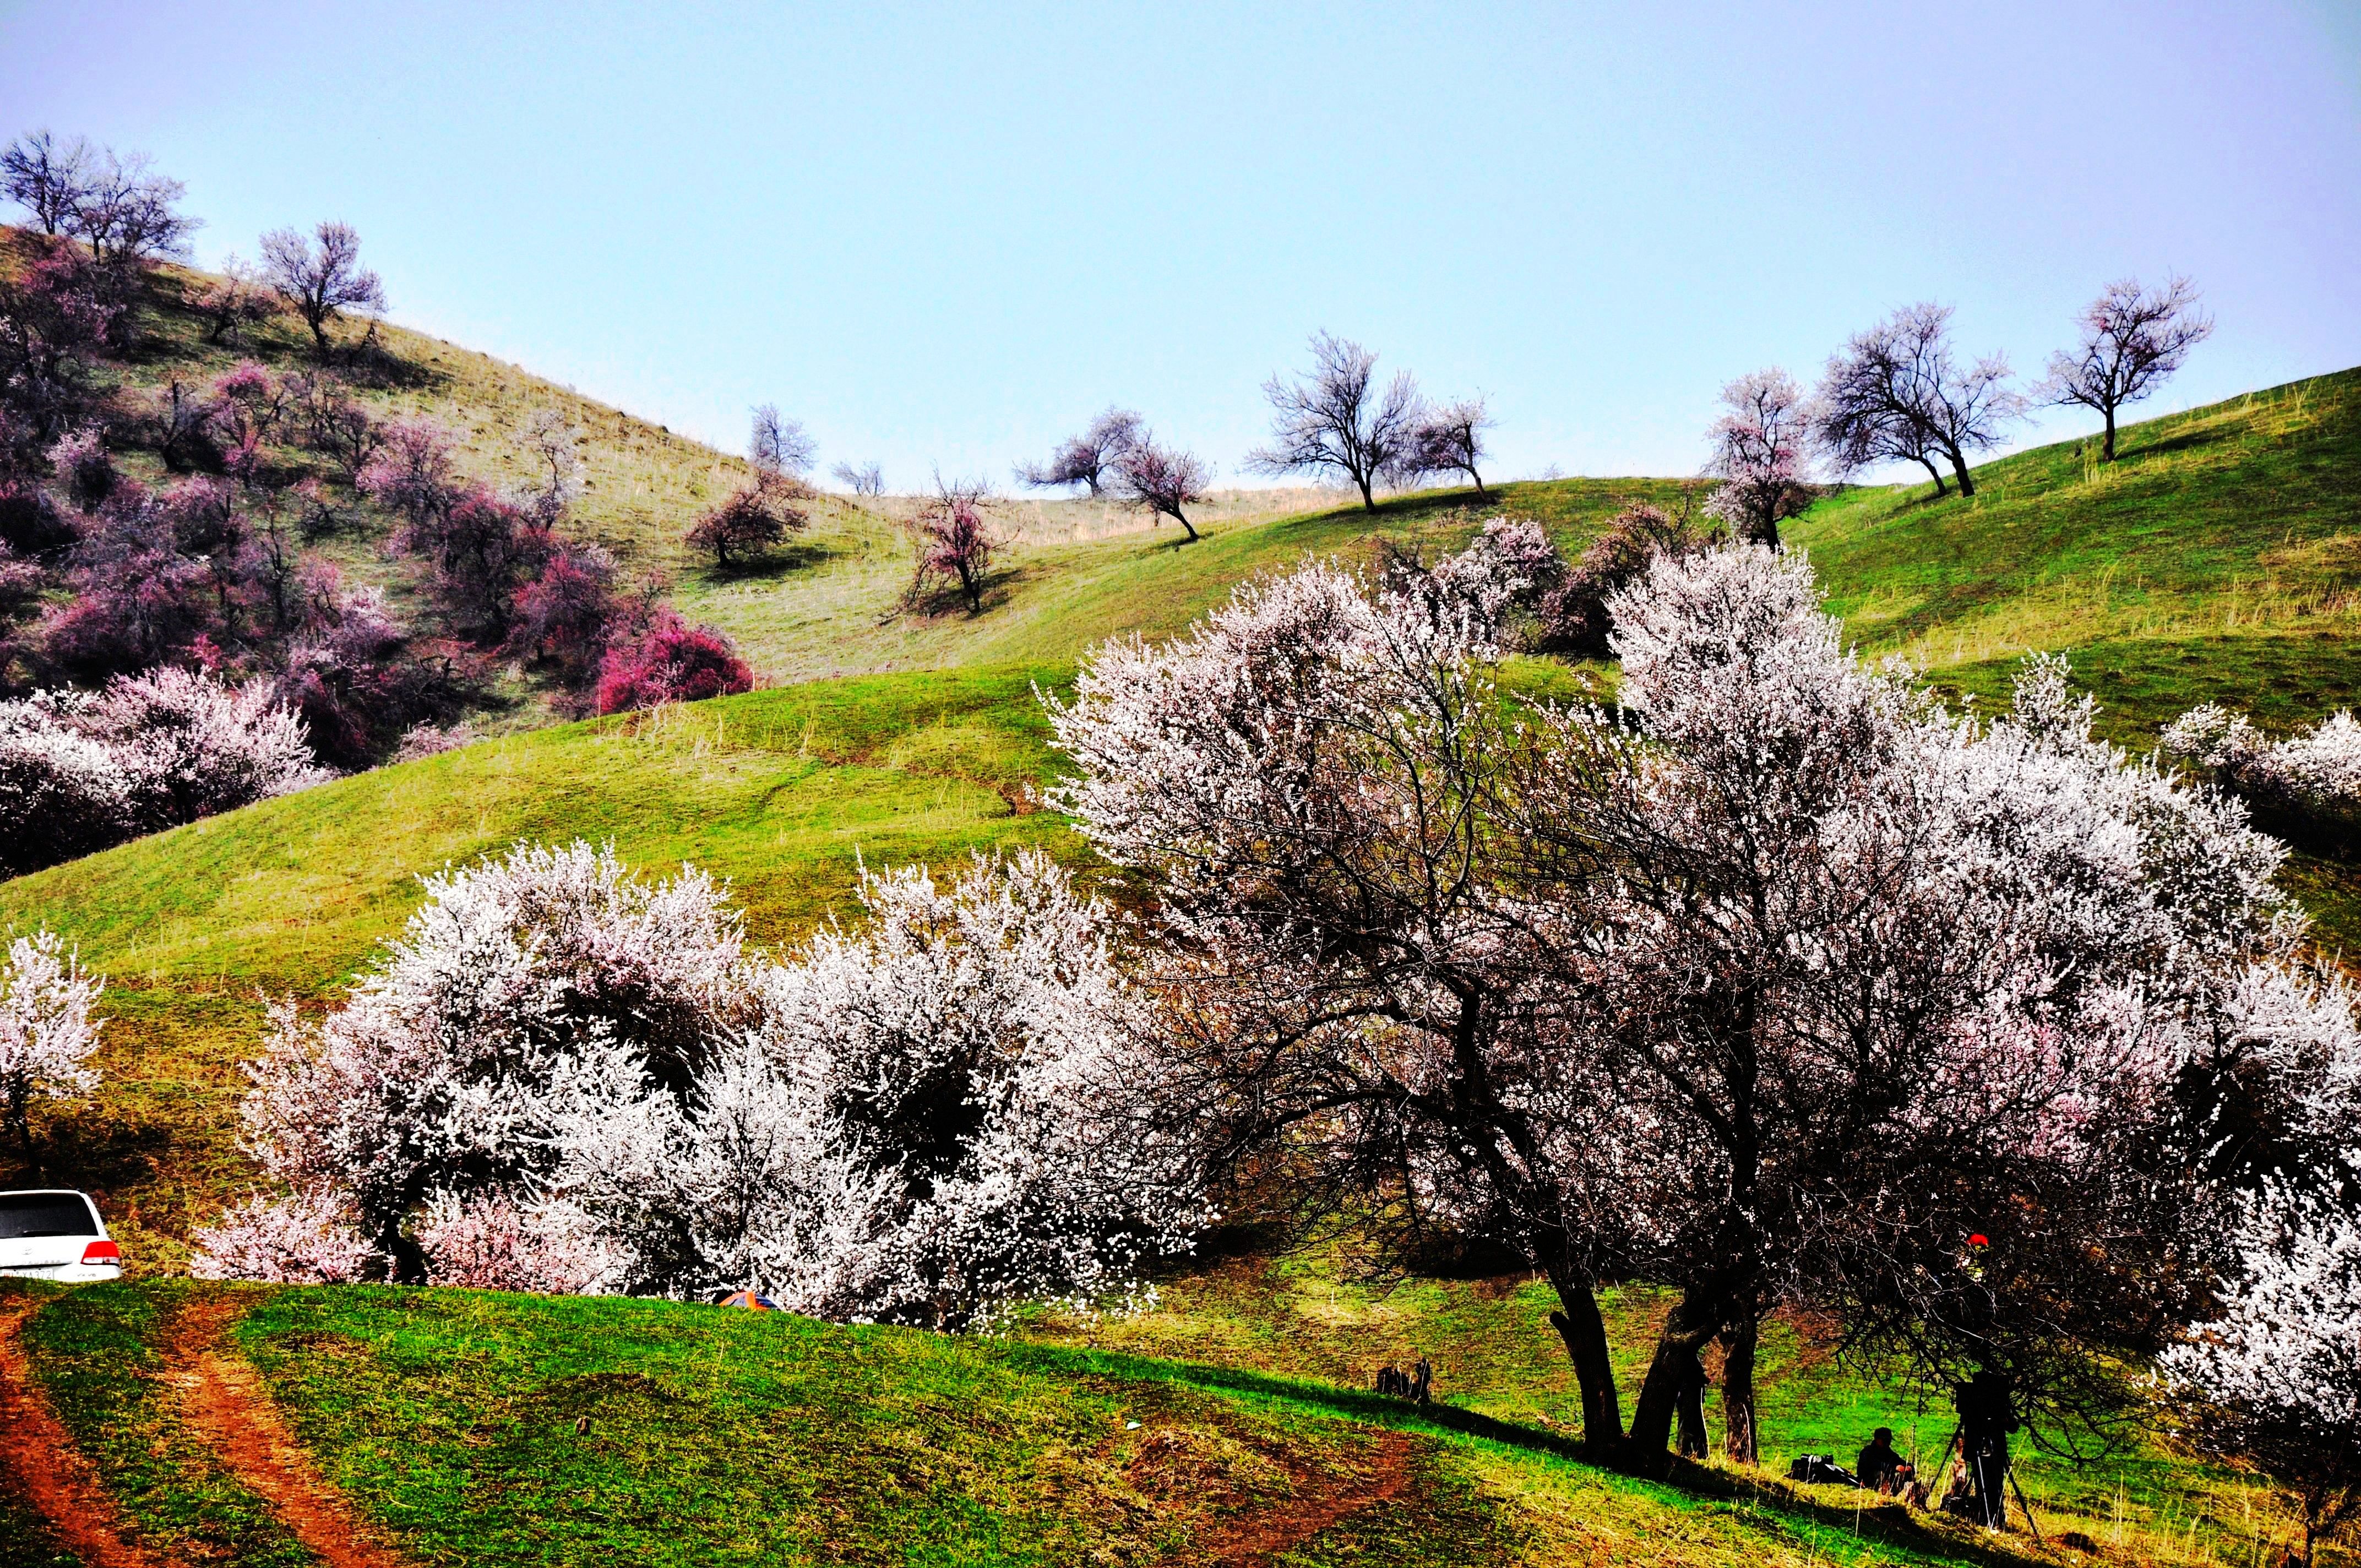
265,580,439,768
0,239,117,440
1536,501,1717,656
44,428,113,510
0,475,76,557
0,667,328,875
194,255,280,347
88,665,330,829
904,478,1002,614
415,1191,624,1293
592,608,752,714
505,542,619,684
0,693,132,874
1386,515,1566,647
210,843,1199,1321
230,841,761,1273
2163,704,2361,835
2164,1181,2361,1566
389,720,477,764
189,1188,382,1284
686,480,806,567
43,483,216,680
390,483,552,645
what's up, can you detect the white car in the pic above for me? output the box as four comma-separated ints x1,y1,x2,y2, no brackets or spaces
0,1189,124,1281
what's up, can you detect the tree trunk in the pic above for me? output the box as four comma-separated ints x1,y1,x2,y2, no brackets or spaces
1947,444,1976,497
2102,405,2118,462
1630,1287,1726,1462
1917,456,1948,497
1467,466,1488,500
8,1083,38,1179
1721,1315,1759,1464
1357,471,1377,511
1545,1276,1623,1454
1171,507,1199,543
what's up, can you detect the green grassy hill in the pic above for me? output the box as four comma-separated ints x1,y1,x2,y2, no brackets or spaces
5,368,2359,1264
674,477,1704,683
6,290,2357,1566
5,1273,2293,1568
1794,367,2361,738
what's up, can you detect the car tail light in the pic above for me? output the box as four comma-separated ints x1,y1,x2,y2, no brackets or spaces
80,1240,121,1264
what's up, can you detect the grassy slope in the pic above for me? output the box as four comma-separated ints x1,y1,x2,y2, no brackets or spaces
5,297,2355,1564
1793,367,2361,940
676,476,1703,683
18,1275,2241,1568
0,669,1069,1261
4,369,2357,1265
1794,367,2361,733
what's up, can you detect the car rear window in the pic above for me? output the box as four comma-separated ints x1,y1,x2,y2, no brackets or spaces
0,1194,96,1239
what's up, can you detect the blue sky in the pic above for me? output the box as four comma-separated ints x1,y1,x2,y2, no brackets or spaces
3,1,2355,487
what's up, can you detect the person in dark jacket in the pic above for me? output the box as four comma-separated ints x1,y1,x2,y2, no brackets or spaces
1955,1370,2020,1528
1856,1428,1903,1493
1669,1346,1711,1459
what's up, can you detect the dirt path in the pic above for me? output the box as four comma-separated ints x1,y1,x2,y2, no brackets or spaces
1199,1428,1418,1565
0,1294,164,1568
161,1296,414,1568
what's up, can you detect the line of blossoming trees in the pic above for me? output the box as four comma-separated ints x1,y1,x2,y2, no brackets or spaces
780,277,2212,623
0,130,754,876
3,525,2286,1536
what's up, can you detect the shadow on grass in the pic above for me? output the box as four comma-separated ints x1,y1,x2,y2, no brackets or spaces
2123,424,2238,464
1005,1342,2045,1567
0,1114,179,1206
696,541,841,582
889,565,1030,622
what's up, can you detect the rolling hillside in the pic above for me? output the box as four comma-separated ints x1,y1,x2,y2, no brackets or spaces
3,368,2358,1270
3,1273,2294,1568
6,229,753,570
4,306,2356,1566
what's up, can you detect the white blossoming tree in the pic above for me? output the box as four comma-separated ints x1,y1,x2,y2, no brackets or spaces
1047,537,2306,1467
0,668,329,876
207,841,1195,1324
2163,703,2361,836
558,851,1199,1324
216,839,760,1280
0,930,104,1176
2166,1183,2361,1568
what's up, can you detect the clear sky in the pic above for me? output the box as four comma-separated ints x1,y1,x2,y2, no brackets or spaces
3,1,2355,487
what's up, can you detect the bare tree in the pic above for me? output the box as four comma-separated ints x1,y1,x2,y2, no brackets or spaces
259,222,388,352
1812,349,1954,498
1395,396,1494,497
750,405,817,479
195,256,280,345
1,130,97,236
517,407,586,523
1702,369,1814,547
1245,333,1422,511
906,475,1003,613
1015,407,1142,495
1814,303,2018,497
72,149,197,269
1107,432,1212,542
830,460,885,497
2037,276,2212,462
